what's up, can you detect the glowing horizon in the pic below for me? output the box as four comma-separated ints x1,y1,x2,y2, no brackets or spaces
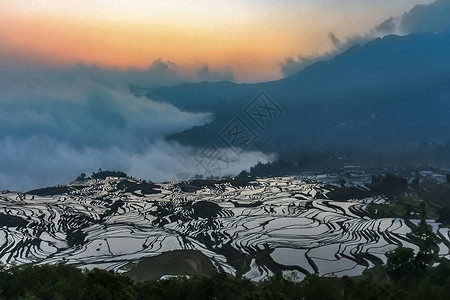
0,0,434,82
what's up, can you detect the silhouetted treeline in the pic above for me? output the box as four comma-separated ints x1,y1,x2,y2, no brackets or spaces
75,169,128,182
367,176,450,226
418,181,450,226
1,255,449,300
249,160,295,177
248,153,343,178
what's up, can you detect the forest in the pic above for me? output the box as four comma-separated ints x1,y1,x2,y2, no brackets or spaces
0,251,449,300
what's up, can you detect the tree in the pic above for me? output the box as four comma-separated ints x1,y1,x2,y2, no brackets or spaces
412,203,438,269
386,246,415,278
75,173,87,181
438,206,450,225
91,170,128,180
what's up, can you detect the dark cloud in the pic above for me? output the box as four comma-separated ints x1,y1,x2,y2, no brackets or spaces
372,0,450,35
400,0,450,33
328,32,342,48
373,17,398,34
281,0,450,78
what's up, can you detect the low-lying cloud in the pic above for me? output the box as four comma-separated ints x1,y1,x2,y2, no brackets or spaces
0,62,271,191
0,58,234,90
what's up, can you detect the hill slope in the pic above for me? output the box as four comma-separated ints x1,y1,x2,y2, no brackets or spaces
132,32,450,166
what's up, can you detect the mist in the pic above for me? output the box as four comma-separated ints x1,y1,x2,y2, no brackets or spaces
0,62,272,191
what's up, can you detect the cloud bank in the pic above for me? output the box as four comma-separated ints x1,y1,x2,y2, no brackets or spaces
0,59,234,90
0,62,271,191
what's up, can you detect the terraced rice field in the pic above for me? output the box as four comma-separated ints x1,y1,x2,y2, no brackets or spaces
0,171,449,281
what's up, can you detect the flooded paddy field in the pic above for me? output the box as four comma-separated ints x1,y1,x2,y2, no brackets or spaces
1,168,449,280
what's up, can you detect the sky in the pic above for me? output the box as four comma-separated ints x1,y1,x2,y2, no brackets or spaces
0,0,434,82
1,0,448,191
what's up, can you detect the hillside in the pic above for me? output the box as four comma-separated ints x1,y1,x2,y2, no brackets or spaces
131,31,450,165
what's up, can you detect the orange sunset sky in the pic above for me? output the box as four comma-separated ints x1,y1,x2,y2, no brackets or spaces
0,0,433,82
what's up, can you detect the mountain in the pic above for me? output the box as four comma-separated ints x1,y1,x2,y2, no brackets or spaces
131,31,450,167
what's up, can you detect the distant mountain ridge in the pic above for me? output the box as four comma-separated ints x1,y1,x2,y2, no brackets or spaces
131,31,450,167
132,31,450,108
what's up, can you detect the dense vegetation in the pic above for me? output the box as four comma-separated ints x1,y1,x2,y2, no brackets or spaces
175,171,255,192
75,169,128,181
0,254,449,300
368,174,450,225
